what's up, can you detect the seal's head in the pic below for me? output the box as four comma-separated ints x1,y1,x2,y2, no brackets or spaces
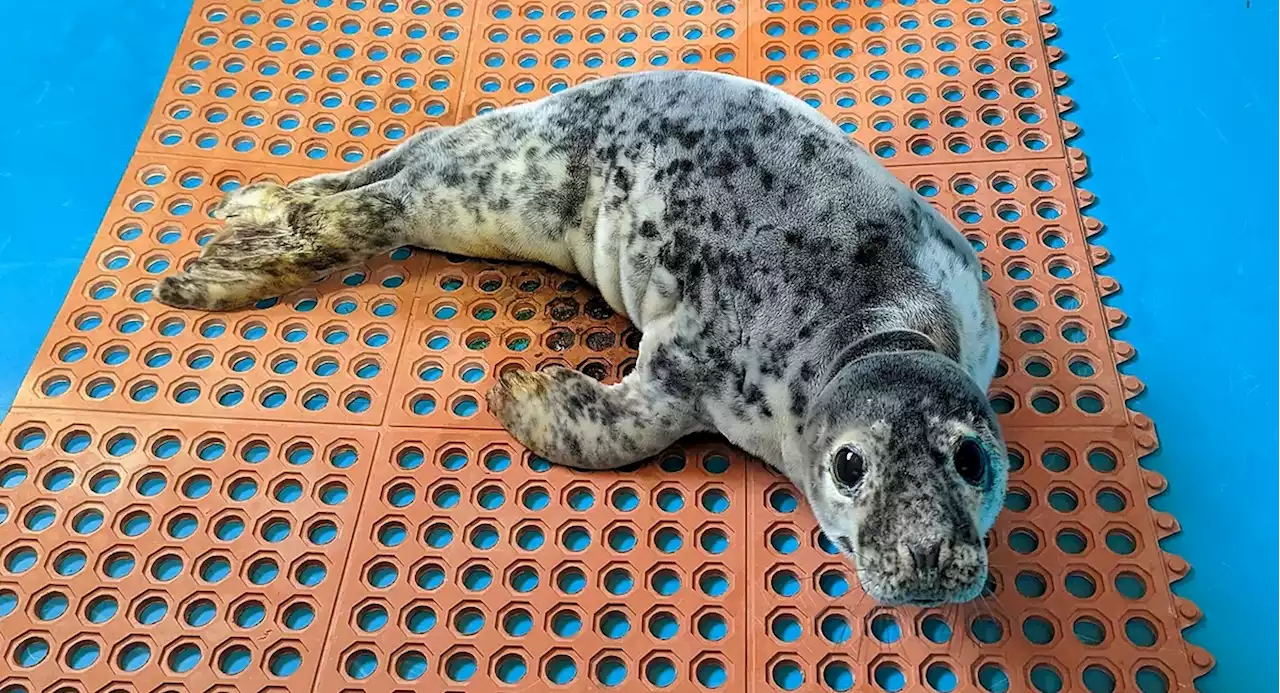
802,336,1006,606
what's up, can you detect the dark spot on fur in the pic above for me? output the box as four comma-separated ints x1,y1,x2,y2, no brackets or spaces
760,170,774,191
710,152,738,178
441,164,465,187
677,128,703,148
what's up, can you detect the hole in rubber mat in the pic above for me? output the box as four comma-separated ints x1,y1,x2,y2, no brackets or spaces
118,641,152,671
1031,664,1065,692
927,662,958,692
15,635,50,667
502,607,530,636
1074,616,1107,646
86,594,117,623
346,649,378,679
971,615,1004,643
134,595,168,624
873,661,905,691
1065,570,1098,598
582,652,627,686
1022,615,1056,644
66,639,101,670
922,614,952,643
978,663,1010,692
35,591,68,620
819,658,855,691
1136,667,1171,692
1082,665,1118,693
184,598,217,627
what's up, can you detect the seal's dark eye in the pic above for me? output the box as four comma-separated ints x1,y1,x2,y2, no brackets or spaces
832,446,865,489
954,438,988,486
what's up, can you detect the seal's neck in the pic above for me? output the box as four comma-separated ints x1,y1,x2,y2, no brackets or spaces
802,306,953,384
830,328,939,364
809,327,940,406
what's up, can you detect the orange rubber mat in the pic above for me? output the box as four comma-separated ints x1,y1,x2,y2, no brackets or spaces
0,0,1213,691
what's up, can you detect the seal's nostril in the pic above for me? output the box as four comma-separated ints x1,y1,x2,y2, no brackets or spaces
909,543,943,572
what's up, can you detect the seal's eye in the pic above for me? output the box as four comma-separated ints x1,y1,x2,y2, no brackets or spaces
832,446,865,489
954,438,987,486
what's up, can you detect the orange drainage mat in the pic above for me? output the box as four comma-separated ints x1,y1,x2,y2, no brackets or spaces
0,0,1213,691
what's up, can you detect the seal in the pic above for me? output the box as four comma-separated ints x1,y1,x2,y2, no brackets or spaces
157,70,1006,605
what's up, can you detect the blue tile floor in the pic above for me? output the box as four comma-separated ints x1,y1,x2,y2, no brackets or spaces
0,1,1274,689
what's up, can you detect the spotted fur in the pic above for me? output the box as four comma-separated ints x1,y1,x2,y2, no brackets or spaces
158,71,1005,604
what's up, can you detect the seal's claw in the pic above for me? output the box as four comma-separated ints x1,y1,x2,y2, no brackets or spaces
486,368,552,428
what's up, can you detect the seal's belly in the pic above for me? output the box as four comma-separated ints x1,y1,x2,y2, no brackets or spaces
563,156,679,331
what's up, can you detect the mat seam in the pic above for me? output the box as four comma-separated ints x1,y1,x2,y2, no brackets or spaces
374,294,429,427
450,0,488,127
306,427,384,689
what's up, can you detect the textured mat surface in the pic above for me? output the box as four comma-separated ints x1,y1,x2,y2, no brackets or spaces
0,0,1214,691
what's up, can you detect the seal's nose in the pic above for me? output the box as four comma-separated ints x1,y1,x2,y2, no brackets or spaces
908,542,943,572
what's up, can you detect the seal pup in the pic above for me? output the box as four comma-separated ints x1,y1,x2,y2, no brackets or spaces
157,70,1006,605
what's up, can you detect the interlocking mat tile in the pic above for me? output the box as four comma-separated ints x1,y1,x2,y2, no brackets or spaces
0,0,1213,691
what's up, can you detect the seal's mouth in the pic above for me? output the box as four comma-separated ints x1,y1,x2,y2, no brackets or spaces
870,589,952,607
832,532,989,606
860,584,977,607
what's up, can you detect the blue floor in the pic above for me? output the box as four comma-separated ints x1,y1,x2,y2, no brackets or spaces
0,1,193,404
0,1,1275,689
1049,2,1278,689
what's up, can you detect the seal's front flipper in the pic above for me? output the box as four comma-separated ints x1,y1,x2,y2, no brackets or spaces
487,364,701,471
